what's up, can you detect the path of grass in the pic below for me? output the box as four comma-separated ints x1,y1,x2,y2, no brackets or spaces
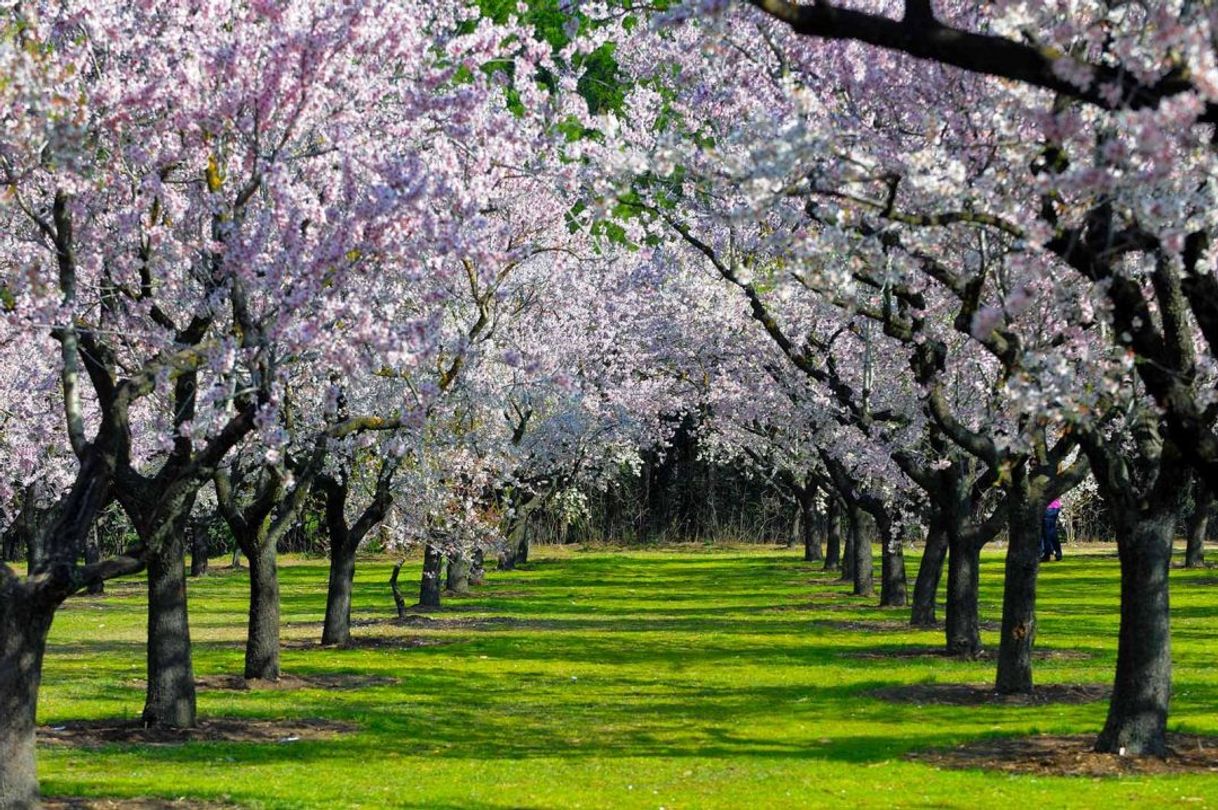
36,545,1218,808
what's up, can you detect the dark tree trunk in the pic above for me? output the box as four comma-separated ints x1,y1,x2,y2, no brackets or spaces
839,503,855,583
189,528,208,578
995,481,1041,694
230,543,242,569
848,504,874,597
515,532,529,565
945,532,981,657
26,531,46,576
911,519,947,626
390,560,408,619
143,531,196,728
85,527,104,595
322,536,357,646
1185,479,1211,568
470,548,485,585
0,597,53,810
446,557,470,595
879,522,907,607
799,488,822,562
244,540,280,681
1095,510,1174,756
823,498,841,571
418,544,443,608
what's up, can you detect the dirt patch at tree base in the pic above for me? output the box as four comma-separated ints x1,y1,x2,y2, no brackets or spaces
194,673,398,691
284,633,461,651
44,798,236,809
871,683,1108,706
39,717,354,748
846,645,1090,661
907,733,1218,776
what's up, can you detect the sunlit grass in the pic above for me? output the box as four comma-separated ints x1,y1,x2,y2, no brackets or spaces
36,544,1218,808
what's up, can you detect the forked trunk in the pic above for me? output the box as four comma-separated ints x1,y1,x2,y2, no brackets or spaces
419,544,443,608
1095,510,1174,756
143,532,196,728
995,486,1041,694
322,536,357,646
910,520,947,626
0,596,52,810
244,541,280,681
945,532,981,657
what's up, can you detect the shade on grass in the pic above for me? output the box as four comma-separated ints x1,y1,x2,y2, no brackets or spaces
36,546,1218,809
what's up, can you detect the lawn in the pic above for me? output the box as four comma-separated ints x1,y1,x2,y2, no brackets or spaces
36,545,1218,809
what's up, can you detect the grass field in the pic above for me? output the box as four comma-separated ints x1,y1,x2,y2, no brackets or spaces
36,545,1218,809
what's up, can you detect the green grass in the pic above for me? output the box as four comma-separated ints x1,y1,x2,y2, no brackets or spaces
36,545,1218,809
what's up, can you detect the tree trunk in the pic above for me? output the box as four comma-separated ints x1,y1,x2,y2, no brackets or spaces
945,532,981,657
230,542,242,569
85,526,104,595
995,484,1041,694
25,532,46,577
189,528,208,578
910,519,947,626
848,504,874,597
0,598,52,810
446,556,471,595
799,489,822,562
879,523,907,607
1095,510,1174,756
823,499,841,571
470,548,485,585
839,504,854,583
390,560,408,619
143,532,196,728
418,544,443,608
321,536,357,646
1185,479,1211,568
244,540,280,681
515,532,529,565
